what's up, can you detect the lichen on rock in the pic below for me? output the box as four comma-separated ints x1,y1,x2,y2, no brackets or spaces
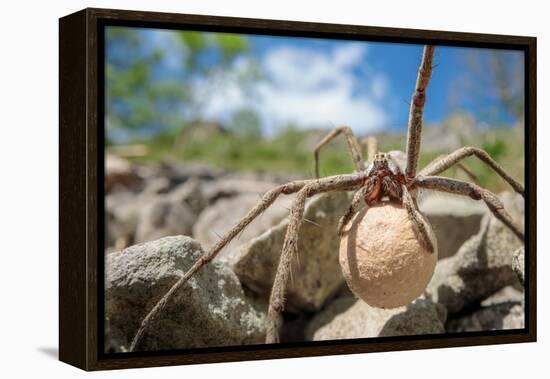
105,236,265,352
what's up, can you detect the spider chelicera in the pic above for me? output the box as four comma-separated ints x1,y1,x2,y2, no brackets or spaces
129,45,525,350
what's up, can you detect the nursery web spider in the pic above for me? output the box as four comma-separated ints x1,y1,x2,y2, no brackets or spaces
129,45,525,350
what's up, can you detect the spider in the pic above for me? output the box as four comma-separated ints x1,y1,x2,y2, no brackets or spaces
129,45,525,350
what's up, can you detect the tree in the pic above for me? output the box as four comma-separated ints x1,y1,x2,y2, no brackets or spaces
227,109,262,138
105,27,253,143
459,49,524,122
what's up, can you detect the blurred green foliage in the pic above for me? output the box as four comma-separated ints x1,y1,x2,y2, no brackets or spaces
128,124,524,193
106,27,252,139
227,109,262,138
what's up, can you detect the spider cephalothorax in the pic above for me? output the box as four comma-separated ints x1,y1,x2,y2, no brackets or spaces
129,45,525,350
364,152,406,205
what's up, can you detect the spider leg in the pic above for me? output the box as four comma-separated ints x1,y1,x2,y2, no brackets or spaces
361,136,378,163
405,45,435,179
414,176,524,241
313,126,365,178
420,153,479,184
266,176,364,343
419,147,524,196
129,174,363,351
129,180,305,351
401,185,436,253
337,186,369,236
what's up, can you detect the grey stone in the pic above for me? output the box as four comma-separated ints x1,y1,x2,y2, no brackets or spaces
306,297,446,341
201,179,279,205
280,315,311,343
193,193,294,262
447,286,524,333
104,317,127,353
232,192,353,312
105,191,145,250
141,177,171,196
512,246,525,286
223,170,299,184
105,154,142,193
109,177,210,249
135,195,196,243
140,161,222,184
419,194,487,259
169,177,208,216
105,236,266,351
481,285,524,306
426,192,524,315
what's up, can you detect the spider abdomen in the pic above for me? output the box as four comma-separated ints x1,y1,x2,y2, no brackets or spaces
339,203,437,309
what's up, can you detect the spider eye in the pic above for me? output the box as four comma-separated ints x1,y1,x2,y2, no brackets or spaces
375,153,386,161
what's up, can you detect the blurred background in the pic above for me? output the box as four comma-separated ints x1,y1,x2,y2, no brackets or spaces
105,26,525,191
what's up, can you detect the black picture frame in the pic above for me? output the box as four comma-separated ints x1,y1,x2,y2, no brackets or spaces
59,7,537,371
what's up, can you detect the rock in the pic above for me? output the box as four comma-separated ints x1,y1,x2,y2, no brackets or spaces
280,314,311,343
223,170,299,184
140,161,222,184
107,176,211,249
447,302,524,332
105,191,146,250
107,185,200,250
141,177,171,196
306,297,446,341
171,161,223,180
232,192,353,312
481,285,524,306
105,154,142,193
105,236,266,351
332,281,356,300
419,193,487,259
447,286,524,332
426,192,524,315
500,191,525,222
106,210,129,252
339,204,437,309
512,246,525,286
169,177,208,216
104,317,127,353
193,193,294,261
135,196,196,243
201,179,279,205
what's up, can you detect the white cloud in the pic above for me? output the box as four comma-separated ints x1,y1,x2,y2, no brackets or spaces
198,42,390,136
332,43,366,68
370,75,388,101
149,29,184,70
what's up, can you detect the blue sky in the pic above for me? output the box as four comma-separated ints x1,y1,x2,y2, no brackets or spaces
108,27,525,136
246,36,524,132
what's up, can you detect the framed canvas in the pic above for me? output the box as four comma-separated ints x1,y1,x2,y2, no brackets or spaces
59,7,537,371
